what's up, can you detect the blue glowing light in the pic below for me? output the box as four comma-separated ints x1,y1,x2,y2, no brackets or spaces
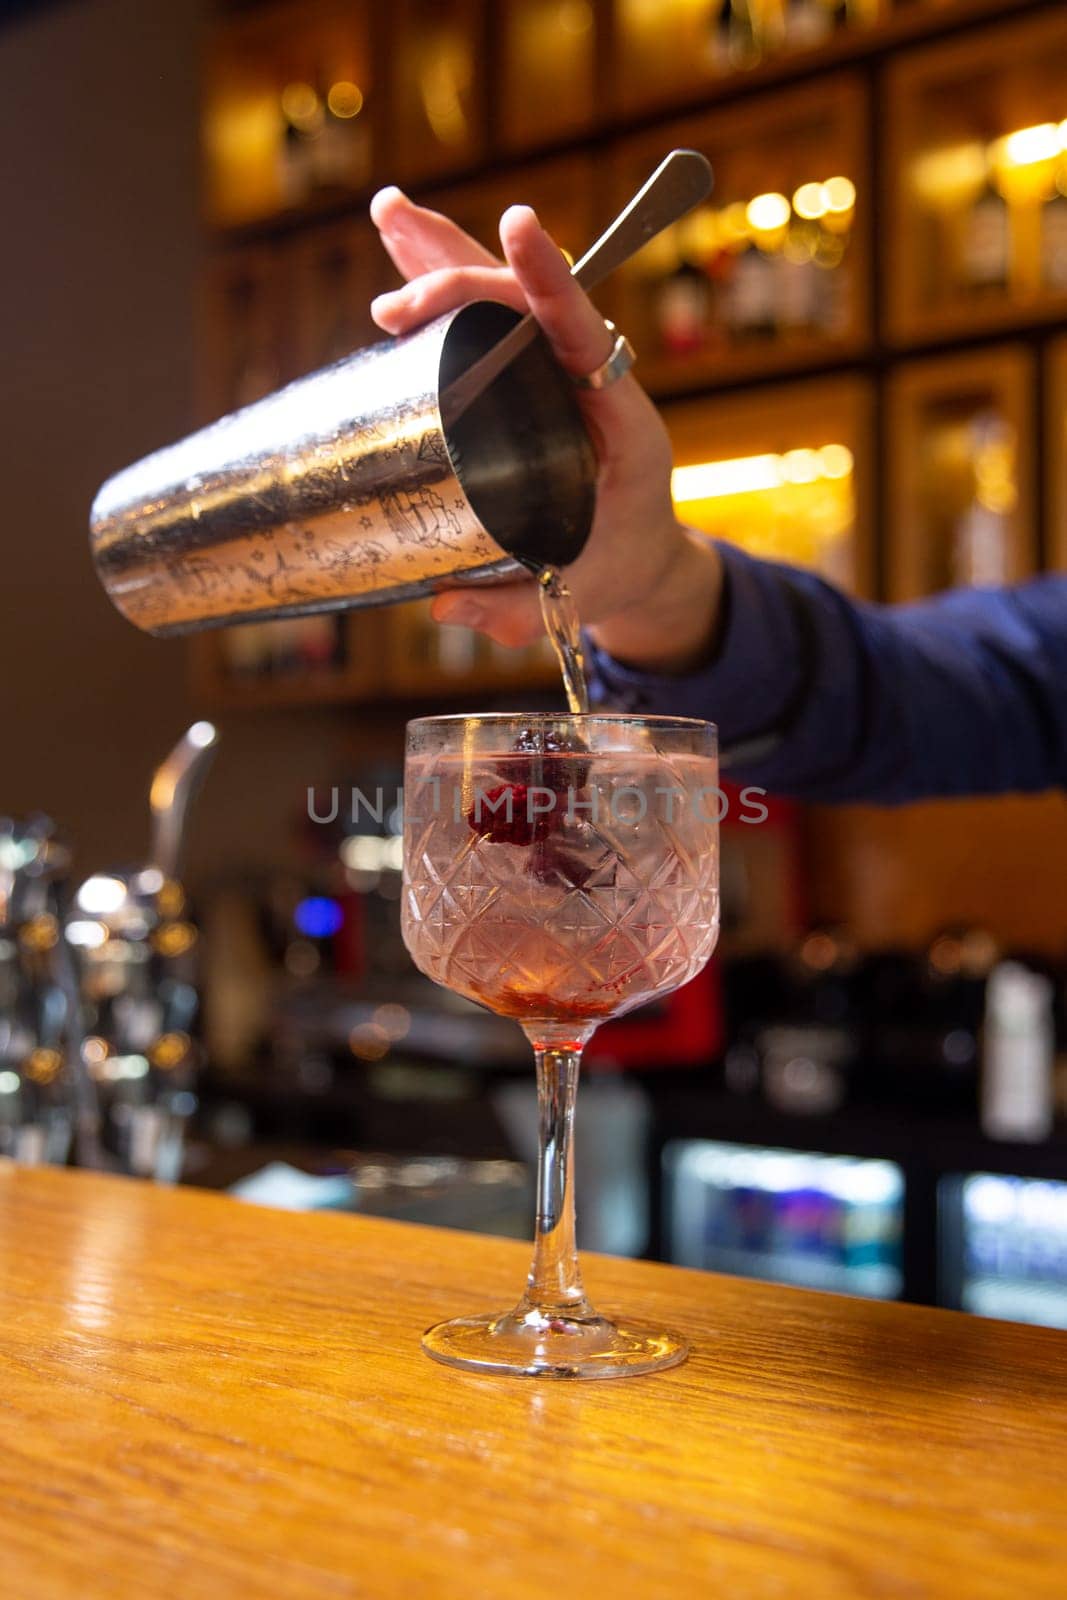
294,896,343,939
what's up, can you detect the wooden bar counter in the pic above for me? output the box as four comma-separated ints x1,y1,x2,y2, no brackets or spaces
1,1164,1065,1599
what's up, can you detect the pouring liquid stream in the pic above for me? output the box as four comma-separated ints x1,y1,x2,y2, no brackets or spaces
537,568,590,717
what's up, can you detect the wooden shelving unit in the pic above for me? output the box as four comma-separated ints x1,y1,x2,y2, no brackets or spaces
1046,334,1067,573
195,0,1067,712
885,6,1067,346
190,612,389,710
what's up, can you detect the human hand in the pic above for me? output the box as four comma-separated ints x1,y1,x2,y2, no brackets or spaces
369,187,722,673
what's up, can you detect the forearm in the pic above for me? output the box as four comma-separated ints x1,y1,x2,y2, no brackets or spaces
588,543,1067,804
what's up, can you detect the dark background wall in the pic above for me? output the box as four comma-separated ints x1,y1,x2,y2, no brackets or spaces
0,0,361,885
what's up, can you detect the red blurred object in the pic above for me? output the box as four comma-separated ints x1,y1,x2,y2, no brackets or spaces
585,961,723,1072
334,892,365,980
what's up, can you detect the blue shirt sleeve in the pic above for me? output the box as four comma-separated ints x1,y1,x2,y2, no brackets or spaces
586,541,1067,804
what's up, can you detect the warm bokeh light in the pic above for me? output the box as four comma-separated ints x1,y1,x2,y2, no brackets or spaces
820,443,855,480
373,1004,411,1041
673,454,783,502
152,921,198,958
719,201,750,247
157,880,186,918
672,445,856,582
280,81,321,129
912,142,988,208
793,181,829,220
150,1032,192,1070
327,81,364,118
642,174,857,278
824,176,856,214
349,1023,390,1061
994,122,1061,171
672,444,854,502
746,191,791,234
19,913,59,952
917,120,1067,212
780,448,821,485
25,1048,63,1086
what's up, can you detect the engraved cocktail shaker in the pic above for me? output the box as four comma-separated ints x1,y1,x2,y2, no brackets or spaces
90,151,716,637
90,302,597,635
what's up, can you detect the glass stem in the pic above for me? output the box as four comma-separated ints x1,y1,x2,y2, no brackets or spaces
523,1037,591,1315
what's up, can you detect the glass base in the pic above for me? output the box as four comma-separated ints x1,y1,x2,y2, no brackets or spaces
421,1305,688,1379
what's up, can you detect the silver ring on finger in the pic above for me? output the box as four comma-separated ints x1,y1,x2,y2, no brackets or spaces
571,321,636,390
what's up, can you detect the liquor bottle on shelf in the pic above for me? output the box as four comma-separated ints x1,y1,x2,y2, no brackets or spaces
814,236,851,336
436,623,479,676
784,0,831,51
221,625,271,680
296,616,346,673
959,169,1011,295
277,82,320,210
312,77,371,194
1041,177,1067,293
760,0,788,57
775,222,822,334
952,410,1014,588
708,0,735,73
982,961,1055,1143
712,0,762,73
264,619,302,676
726,236,778,339
815,175,855,333
653,255,711,357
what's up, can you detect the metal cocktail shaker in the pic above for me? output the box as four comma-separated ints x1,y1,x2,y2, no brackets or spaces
90,302,596,635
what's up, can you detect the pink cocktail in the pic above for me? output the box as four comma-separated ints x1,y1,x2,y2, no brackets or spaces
402,713,719,1378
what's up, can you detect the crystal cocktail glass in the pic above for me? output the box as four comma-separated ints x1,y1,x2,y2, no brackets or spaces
402,713,720,1377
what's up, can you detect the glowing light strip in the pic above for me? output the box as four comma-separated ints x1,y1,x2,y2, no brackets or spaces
672,445,854,504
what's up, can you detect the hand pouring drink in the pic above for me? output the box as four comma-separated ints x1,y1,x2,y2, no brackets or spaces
88,151,711,635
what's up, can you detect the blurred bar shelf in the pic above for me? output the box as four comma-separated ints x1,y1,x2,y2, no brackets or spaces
190,613,390,710
611,75,870,395
194,0,1067,710
664,375,875,596
203,0,379,231
203,0,1047,243
383,601,560,701
886,8,1067,346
